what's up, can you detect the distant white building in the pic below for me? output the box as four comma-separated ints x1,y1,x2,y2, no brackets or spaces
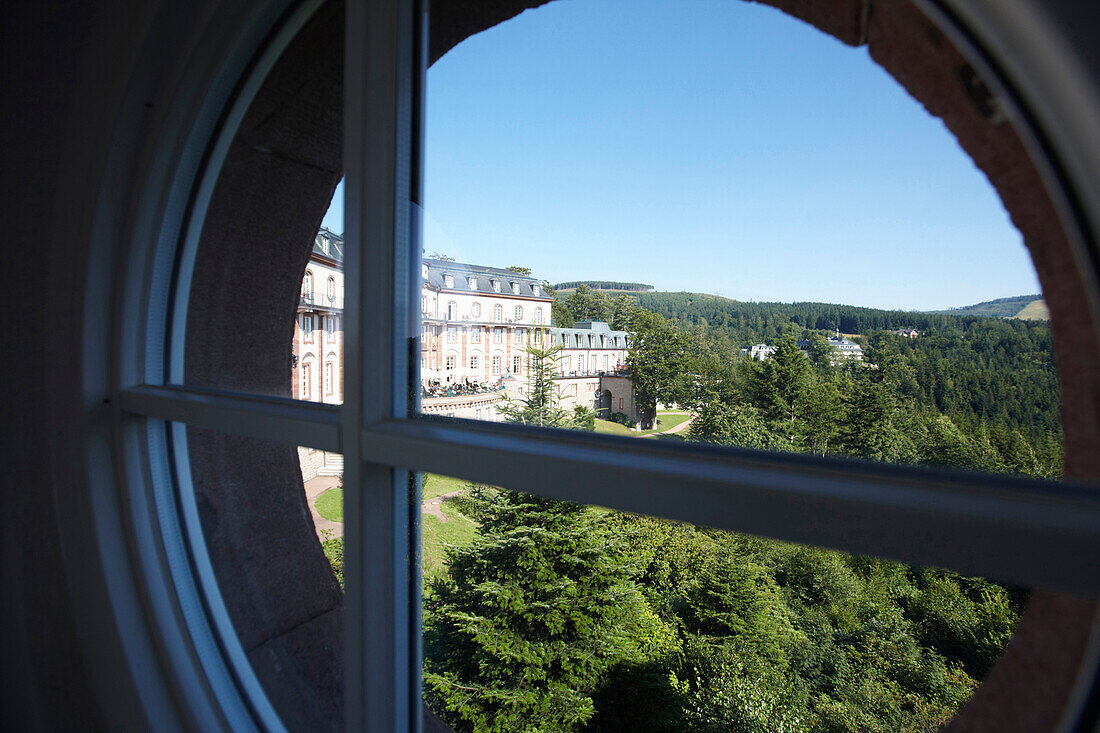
743,343,777,360
892,328,920,338
744,331,864,365
798,329,864,362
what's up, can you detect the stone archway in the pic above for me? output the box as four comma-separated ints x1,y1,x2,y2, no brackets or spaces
597,389,612,418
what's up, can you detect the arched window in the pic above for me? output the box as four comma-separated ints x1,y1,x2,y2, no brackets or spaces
302,269,313,302
534,307,543,325
447,300,457,320
299,357,312,400
62,2,1100,731
326,276,335,301
493,303,502,322
472,301,481,317
514,305,523,321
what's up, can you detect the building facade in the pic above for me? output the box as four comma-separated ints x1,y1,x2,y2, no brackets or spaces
293,227,345,478
293,250,641,430
420,258,554,386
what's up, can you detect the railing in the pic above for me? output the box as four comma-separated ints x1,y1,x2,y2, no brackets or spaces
556,369,629,378
300,292,344,310
421,384,506,399
420,313,550,327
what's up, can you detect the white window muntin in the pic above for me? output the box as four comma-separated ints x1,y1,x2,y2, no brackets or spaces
107,3,1100,731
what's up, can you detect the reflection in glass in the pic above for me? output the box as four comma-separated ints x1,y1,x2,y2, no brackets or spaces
420,474,1026,732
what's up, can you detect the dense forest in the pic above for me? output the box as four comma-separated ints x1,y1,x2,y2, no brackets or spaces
556,286,1061,460
554,280,655,292
418,284,1061,731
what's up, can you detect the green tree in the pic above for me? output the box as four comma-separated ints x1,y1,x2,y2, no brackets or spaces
837,375,902,461
424,490,674,732
749,335,814,447
805,333,835,370
566,284,614,323
497,343,586,429
624,311,693,429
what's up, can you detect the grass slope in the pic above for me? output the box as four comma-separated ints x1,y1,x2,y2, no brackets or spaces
931,294,1041,318
423,473,471,500
422,500,477,581
1014,299,1050,321
594,412,691,437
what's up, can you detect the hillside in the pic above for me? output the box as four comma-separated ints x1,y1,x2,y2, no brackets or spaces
931,294,1041,318
554,288,1060,446
1014,298,1050,321
553,280,654,292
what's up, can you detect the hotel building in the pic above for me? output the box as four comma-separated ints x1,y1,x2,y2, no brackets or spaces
292,240,639,457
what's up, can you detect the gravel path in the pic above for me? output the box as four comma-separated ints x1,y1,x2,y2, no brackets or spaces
304,476,344,539
422,490,465,522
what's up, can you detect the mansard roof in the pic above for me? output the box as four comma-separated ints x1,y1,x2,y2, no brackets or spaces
555,320,630,349
313,227,344,263
424,258,552,300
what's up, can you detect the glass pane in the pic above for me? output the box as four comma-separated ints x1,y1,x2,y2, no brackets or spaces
181,424,344,729
295,189,346,405
417,0,1063,483
420,473,1026,732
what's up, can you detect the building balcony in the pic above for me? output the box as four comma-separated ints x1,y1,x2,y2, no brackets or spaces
421,313,548,328
299,292,344,311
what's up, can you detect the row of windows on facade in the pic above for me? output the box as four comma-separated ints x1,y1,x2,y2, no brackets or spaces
428,298,545,325
431,319,625,350
439,324,545,345
441,273,541,297
298,314,339,341
297,358,337,398
436,353,620,374
301,270,337,298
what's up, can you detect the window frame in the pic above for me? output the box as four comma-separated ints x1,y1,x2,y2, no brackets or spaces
97,0,1100,731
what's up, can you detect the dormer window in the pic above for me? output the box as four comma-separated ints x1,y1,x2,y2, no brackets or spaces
444,274,454,288
532,284,540,297
492,279,501,293
468,276,477,289
511,282,519,295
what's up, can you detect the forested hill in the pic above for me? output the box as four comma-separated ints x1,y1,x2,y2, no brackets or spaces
930,294,1043,318
554,288,1061,452
623,291,1038,342
553,280,654,292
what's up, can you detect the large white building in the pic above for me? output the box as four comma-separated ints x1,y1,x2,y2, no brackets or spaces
292,246,640,442
420,259,554,384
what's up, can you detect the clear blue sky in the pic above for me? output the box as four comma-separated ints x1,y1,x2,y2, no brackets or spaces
323,0,1041,311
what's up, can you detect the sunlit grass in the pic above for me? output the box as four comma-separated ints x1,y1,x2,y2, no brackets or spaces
315,487,343,522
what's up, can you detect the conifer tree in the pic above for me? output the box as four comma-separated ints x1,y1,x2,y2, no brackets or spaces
496,342,590,430
424,341,669,731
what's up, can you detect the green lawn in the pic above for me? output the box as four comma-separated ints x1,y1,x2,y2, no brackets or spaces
594,412,692,437
422,473,472,500
314,487,344,522
593,419,638,436
421,500,477,581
